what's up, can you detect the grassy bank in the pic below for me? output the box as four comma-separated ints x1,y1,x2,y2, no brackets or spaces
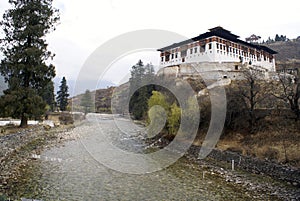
193,116,300,168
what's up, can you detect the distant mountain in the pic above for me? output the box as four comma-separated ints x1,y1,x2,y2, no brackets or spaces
53,77,116,97
266,38,300,62
264,38,300,71
70,82,130,113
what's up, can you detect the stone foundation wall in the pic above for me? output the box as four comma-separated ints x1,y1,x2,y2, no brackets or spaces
157,62,271,80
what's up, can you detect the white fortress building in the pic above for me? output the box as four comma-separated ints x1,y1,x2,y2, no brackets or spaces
157,27,277,79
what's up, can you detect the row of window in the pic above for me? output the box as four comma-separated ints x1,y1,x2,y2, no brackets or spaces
162,43,212,62
161,42,273,63
216,49,272,63
189,44,211,54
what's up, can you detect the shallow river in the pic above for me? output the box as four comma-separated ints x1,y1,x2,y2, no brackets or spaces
7,115,276,200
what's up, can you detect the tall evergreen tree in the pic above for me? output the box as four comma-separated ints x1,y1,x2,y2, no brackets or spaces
41,80,55,112
57,77,69,111
129,60,155,120
0,0,59,127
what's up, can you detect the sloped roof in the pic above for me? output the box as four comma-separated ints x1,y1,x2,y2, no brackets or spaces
158,27,277,54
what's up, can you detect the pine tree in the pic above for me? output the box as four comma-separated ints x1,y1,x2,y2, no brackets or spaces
41,81,55,112
0,0,59,127
57,77,69,111
129,60,155,120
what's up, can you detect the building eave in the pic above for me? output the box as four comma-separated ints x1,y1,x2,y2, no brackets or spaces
157,27,277,55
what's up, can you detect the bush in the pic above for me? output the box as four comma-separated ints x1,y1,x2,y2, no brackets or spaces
259,146,279,161
0,195,7,201
59,112,74,125
226,146,243,154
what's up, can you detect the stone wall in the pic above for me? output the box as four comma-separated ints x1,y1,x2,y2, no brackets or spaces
157,62,243,80
157,62,271,80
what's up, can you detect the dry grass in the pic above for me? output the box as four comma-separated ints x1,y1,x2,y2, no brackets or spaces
215,117,300,168
0,124,40,136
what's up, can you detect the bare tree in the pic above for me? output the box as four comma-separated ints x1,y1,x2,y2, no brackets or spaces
273,66,300,120
238,66,270,132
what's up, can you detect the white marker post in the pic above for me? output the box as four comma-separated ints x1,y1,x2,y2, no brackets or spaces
231,160,234,171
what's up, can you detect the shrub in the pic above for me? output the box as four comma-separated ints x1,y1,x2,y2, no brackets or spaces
59,112,74,125
0,195,7,201
226,146,243,154
259,146,279,161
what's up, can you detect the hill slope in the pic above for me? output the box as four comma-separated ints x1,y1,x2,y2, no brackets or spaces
266,39,300,62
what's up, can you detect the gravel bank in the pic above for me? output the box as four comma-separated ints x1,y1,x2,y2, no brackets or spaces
147,137,300,200
0,124,78,194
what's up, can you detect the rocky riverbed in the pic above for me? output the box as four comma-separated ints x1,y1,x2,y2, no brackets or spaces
0,124,78,196
145,132,300,200
185,152,300,200
0,117,299,200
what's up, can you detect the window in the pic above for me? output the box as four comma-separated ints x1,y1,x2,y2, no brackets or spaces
175,53,178,58
208,43,212,49
194,47,197,53
235,65,238,70
165,54,170,62
200,45,205,52
190,49,193,54
181,50,187,57
216,43,219,49
182,57,185,62
161,57,164,62
257,56,261,61
171,53,174,59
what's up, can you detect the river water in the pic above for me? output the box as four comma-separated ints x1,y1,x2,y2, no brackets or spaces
6,115,279,200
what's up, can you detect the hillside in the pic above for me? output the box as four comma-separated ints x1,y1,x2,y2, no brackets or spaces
266,38,300,62
70,86,123,113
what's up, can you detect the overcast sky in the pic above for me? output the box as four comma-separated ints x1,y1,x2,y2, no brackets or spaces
0,0,299,95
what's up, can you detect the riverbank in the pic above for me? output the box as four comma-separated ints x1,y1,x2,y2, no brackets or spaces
186,146,300,200
146,136,300,200
0,124,78,196
1,117,300,200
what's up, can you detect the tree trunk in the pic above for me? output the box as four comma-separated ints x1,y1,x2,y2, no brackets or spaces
20,115,28,127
